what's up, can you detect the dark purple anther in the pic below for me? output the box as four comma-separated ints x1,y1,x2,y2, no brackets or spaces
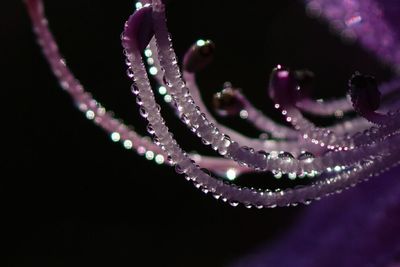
183,40,215,73
122,5,154,52
268,65,299,106
349,73,381,114
213,87,244,116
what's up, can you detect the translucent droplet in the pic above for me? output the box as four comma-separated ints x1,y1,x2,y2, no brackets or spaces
164,94,172,103
229,201,239,207
111,132,121,142
175,164,185,174
244,203,252,209
370,126,379,134
139,107,148,118
135,2,143,9
85,110,95,120
163,75,172,87
155,154,164,165
278,152,294,162
131,84,139,95
145,151,154,160
167,155,174,165
288,172,297,180
298,151,315,163
136,96,143,106
273,170,283,179
226,168,237,181
212,194,222,200
180,114,190,124
147,124,155,135
149,66,158,75
201,138,211,145
153,137,161,146
258,150,270,159
158,86,167,95
201,187,209,194
123,140,133,149
126,68,134,78
239,109,249,119
144,49,152,57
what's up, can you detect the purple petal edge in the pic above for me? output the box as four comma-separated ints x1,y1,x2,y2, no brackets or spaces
232,166,400,267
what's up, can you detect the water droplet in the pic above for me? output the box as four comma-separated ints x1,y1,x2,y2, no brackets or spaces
226,168,237,181
201,187,209,194
229,201,239,207
136,96,143,106
258,150,270,159
85,110,95,120
145,151,155,160
175,164,184,174
155,154,164,164
370,126,379,134
298,151,315,163
244,203,253,209
111,132,121,142
212,193,222,200
180,114,190,124
123,140,133,149
139,107,148,118
126,68,134,78
163,75,172,87
278,152,294,162
273,170,283,179
147,124,155,135
131,84,139,95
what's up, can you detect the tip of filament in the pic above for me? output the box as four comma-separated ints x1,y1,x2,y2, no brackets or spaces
122,5,154,52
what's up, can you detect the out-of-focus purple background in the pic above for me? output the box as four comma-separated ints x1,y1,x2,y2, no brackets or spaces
3,1,398,266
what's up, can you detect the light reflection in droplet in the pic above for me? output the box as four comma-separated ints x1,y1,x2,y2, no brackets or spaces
147,58,154,65
226,168,237,181
239,109,249,119
137,146,146,155
145,151,155,160
123,140,133,149
196,39,206,46
144,49,152,57
111,132,121,142
149,66,158,75
164,94,172,103
135,2,143,9
155,154,165,164
158,86,167,95
86,110,95,120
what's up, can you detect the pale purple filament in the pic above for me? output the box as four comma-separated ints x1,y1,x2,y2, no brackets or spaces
25,0,400,208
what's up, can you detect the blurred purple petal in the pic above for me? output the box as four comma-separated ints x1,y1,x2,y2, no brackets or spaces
232,166,400,267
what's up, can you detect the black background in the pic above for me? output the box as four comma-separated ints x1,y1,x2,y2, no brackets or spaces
3,1,393,266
